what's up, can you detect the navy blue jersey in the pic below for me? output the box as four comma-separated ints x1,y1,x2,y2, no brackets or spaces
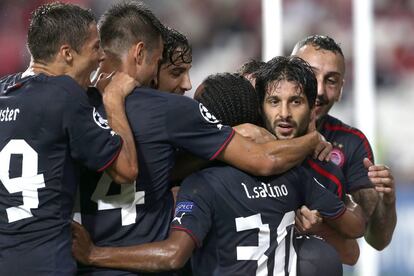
76,88,234,275
319,114,374,192
0,74,122,276
171,165,345,276
303,157,346,201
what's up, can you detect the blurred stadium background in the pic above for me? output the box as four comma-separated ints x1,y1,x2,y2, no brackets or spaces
0,0,412,275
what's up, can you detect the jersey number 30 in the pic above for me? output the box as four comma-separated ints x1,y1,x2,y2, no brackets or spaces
0,140,45,223
235,211,295,275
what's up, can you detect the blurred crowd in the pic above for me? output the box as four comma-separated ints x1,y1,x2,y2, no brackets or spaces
0,0,413,181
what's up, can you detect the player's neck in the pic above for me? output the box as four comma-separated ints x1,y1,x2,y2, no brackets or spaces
29,61,60,77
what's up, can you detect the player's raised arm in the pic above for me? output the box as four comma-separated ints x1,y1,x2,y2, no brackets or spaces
363,158,397,250
100,72,139,184
217,130,325,176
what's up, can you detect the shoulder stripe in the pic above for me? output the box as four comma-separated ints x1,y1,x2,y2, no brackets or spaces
324,123,373,160
307,159,343,199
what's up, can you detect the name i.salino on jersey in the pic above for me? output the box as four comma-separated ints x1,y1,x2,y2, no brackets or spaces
241,182,288,199
0,107,20,122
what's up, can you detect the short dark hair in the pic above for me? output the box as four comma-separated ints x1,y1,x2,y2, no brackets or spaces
236,59,266,76
161,27,192,66
99,1,164,56
195,73,260,127
27,2,95,62
292,35,344,57
255,56,317,110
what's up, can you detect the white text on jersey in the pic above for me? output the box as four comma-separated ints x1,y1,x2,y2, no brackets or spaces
241,182,288,199
0,107,20,122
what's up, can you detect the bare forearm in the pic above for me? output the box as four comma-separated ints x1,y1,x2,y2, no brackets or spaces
103,93,138,183
351,188,379,219
365,196,397,250
262,131,319,174
221,131,319,176
88,241,180,273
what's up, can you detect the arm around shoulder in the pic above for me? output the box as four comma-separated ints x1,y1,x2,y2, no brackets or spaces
102,72,138,183
218,131,321,176
72,221,195,273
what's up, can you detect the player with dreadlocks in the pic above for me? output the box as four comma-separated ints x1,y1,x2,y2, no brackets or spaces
72,63,365,275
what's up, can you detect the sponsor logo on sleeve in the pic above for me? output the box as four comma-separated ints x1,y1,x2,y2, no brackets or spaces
199,103,223,130
175,201,194,213
93,108,110,129
172,201,195,224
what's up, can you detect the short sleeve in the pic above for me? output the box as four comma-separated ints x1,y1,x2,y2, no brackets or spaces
301,169,346,219
305,159,346,201
61,78,122,172
170,173,214,247
166,96,234,160
345,140,374,192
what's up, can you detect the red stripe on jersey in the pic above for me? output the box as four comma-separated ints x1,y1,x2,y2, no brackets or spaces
209,129,235,160
307,159,343,199
97,138,123,172
323,123,373,161
171,226,201,247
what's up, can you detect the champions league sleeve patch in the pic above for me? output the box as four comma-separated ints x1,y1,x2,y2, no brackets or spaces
93,107,110,129
199,103,223,130
199,103,219,123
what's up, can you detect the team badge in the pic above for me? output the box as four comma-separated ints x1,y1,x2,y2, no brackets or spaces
330,148,345,167
93,108,110,129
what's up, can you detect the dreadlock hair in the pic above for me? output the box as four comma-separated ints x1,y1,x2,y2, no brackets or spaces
27,2,95,62
292,35,344,57
98,0,164,58
255,56,317,112
161,27,192,66
236,59,266,76
194,73,260,127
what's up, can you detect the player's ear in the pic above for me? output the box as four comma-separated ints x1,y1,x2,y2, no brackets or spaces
132,41,145,65
59,44,73,63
